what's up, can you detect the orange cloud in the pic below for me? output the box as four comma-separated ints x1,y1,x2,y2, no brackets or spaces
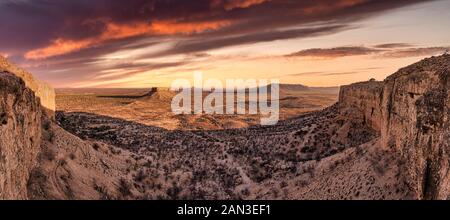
25,38,93,60
25,22,151,60
151,20,230,35
25,20,230,60
103,22,152,40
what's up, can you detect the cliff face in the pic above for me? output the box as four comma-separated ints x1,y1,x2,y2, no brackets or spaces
0,56,55,114
0,72,43,199
339,55,450,199
339,80,384,132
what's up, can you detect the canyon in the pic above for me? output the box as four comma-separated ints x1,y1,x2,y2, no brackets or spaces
0,55,448,199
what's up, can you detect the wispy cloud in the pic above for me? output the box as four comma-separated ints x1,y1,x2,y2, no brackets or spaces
285,45,450,59
286,46,382,59
287,71,360,77
373,43,416,49
379,47,449,58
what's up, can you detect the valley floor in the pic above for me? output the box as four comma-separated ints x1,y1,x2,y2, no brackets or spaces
27,104,411,200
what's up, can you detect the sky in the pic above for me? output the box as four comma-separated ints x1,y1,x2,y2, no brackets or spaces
0,0,449,88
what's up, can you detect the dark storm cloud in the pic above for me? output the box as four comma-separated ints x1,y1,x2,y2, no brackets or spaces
0,0,430,56
0,0,434,85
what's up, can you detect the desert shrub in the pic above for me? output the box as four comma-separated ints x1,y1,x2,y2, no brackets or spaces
42,147,56,161
110,146,121,155
43,120,51,130
118,178,132,197
241,188,250,197
92,143,100,151
166,183,182,200
93,181,112,200
27,168,49,198
133,169,147,182
0,112,7,125
58,159,67,166
43,129,55,143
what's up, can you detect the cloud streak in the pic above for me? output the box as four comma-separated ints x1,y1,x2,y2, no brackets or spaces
285,45,450,59
286,46,382,59
379,47,449,58
374,43,416,49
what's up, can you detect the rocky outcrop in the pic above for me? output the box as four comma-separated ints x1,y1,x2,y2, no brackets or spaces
0,56,56,199
0,56,55,114
0,72,43,199
339,80,384,132
339,55,450,199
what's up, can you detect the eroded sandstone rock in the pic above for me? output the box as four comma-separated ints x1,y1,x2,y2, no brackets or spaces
0,56,55,114
339,54,450,199
0,72,43,199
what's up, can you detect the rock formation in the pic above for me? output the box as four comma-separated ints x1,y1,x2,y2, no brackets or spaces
0,72,43,199
0,56,55,113
339,54,450,199
0,58,134,199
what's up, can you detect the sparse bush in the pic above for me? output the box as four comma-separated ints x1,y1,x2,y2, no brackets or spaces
241,188,250,197
93,180,112,200
133,169,147,182
166,183,182,200
58,159,67,166
43,120,51,130
43,129,55,143
92,143,100,151
118,178,132,197
1,112,8,125
42,148,56,161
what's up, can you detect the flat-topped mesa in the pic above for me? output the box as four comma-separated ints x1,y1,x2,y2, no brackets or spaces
338,54,450,199
145,87,159,96
0,56,55,114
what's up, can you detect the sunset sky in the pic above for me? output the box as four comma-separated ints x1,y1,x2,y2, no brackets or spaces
1,0,449,88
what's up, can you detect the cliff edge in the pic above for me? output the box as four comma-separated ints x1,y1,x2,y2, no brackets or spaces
339,54,450,199
0,56,55,113
0,58,134,199
0,72,43,199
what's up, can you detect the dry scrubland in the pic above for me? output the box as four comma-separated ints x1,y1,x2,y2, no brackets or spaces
0,55,449,200
56,86,338,130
